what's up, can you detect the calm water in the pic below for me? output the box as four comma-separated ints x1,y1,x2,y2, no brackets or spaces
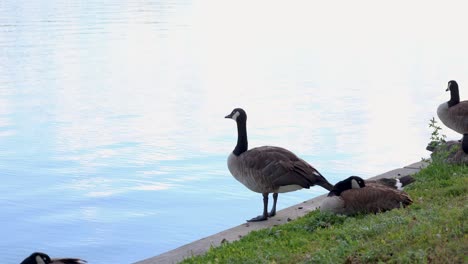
1,1,467,263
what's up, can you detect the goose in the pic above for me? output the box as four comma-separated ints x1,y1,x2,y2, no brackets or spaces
366,175,415,190
225,108,334,222
20,252,86,264
437,80,468,153
320,176,413,215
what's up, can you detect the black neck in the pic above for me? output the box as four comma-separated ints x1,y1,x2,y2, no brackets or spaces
327,179,353,196
448,86,460,107
233,119,248,156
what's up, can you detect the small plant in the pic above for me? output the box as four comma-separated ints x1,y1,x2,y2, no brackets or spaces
428,117,446,149
425,117,462,164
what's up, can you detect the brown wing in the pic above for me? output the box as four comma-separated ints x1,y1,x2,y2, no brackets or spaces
340,186,413,215
451,101,468,118
240,146,328,189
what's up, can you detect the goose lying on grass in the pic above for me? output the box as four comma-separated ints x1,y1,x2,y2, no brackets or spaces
365,175,415,190
320,176,414,215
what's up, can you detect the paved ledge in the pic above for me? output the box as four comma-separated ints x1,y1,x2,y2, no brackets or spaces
134,161,429,264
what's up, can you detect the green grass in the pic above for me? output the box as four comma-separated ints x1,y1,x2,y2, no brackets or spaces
181,160,468,264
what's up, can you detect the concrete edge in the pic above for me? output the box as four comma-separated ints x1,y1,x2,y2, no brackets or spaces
134,161,429,264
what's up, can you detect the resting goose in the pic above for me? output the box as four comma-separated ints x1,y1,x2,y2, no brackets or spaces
437,80,468,153
366,175,415,190
225,108,333,222
320,176,413,215
20,252,87,264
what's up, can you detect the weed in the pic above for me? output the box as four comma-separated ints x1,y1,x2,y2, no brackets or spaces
428,117,446,148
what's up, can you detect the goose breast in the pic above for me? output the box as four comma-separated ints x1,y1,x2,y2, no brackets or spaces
320,196,345,214
437,101,468,134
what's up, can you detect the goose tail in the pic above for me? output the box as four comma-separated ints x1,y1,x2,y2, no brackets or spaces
401,192,414,207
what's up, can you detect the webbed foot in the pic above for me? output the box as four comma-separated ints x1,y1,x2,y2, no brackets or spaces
247,214,268,222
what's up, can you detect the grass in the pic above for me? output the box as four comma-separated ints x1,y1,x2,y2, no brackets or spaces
181,159,467,264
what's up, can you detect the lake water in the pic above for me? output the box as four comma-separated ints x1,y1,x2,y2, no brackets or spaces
1,1,467,263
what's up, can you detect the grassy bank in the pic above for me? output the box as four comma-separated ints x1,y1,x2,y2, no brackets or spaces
182,160,467,263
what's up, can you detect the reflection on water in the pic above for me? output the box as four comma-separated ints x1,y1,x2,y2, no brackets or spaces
1,1,468,263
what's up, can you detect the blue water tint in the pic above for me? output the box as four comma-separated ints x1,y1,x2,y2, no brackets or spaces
2,1,468,263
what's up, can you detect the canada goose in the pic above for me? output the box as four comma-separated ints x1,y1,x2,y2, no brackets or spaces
320,176,413,215
20,252,87,264
437,80,468,153
366,175,415,190
225,108,334,222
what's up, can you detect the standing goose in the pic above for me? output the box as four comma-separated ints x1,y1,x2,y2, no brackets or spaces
320,176,413,215
437,80,468,153
20,252,87,264
225,108,333,222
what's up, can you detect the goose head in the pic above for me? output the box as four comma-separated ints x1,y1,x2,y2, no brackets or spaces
225,108,248,156
446,80,460,107
20,252,87,264
328,176,365,196
225,108,247,123
21,252,51,264
446,80,458,92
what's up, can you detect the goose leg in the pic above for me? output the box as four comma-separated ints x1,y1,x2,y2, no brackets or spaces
268,193,278,217
462,134,468,154
247,193,269,222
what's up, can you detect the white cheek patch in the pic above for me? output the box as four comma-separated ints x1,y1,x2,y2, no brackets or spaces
231,111,240,120
351,179,360,189
395,179,403,190
447,82,452,90
36,256,46,264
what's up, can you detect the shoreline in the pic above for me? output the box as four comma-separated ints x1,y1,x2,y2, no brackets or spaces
134,161,428,264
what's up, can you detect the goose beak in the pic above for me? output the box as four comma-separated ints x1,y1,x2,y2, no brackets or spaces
225,113,232,119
